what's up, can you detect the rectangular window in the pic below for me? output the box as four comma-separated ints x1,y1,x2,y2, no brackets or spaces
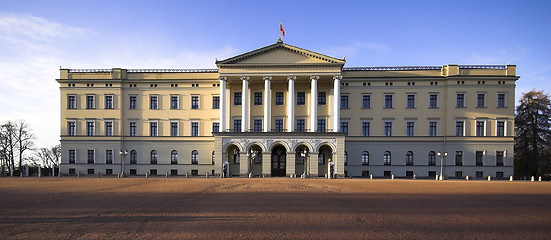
497,121,505,136
212,96,220,109
86,121,95,136
297,92,305,105
455,171,463,178
296,119,305,132
254,92,262,105
407,95,415,108
129,122,137,136
234,92,242,105
106,150,113,164
275,119,284,132
253,119,262,132
496,151,504,166
496,171,504,178
429,121,437,137
234,119,241,132
86,95,95,109
212,122,219,133
150,96,158,109
362,95,371,109
68,121,76,136
384,122,392,136
476,171,483,178
456,93,465,108
317,119,326,132
318,91,326,105
191,96,199,109
105,121,113,136
129,96,137,109
191,122,199,136
406,122,415,137
87,150,95,164
340,95,349,109
497,93,506,108
170,95,179,109
477,93,486,108
384,95,393,108
340,122,348,135
105,95,113,109
68,150,76,164
362,122,370,136
476,151,484,166
67,95,76,109
150,122,158,136
456,121,464,136
171,122,178,136
455,151,463,166
429,94,438,108
476,121,485,136
275,92,284,105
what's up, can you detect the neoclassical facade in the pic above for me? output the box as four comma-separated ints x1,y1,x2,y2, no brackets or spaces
57,39,519,178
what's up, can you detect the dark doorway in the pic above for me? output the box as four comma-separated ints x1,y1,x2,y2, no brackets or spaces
271,146,286,176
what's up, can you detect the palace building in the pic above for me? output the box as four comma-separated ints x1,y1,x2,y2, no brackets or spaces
57,39,519,178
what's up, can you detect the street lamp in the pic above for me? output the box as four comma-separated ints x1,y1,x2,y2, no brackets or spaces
437,151,447,180
119,150,128,177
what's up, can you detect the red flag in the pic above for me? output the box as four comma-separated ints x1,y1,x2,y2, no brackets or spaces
280,23,285,37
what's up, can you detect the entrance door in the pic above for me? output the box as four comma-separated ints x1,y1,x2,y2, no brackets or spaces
271,146,286,176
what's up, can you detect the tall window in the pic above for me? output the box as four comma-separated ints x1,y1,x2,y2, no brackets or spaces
383,151,391,165
456,93,465,108
476,151,484,166
129,96,137,109
362,151,369,165
340,95,349,109
67,95,76,109
456,121,464,136
317,119,326,132
297,92,305,105
254,92,262,105
384,122,392,136
275,119,284,132
191,150,198,164
86,95,95,109
170,95,179,109
191,96,199,109
407,95,415,108
212,151,215,165
86,121,95,136
344,151,348,165
362,122,370,136
429,94,438,108
212,96,220,109
234,92,241,105
171,150,178,164
406,122,415,137
477,93,486,108
455,151,463,166
476,121,485,136
105,95,113,109
340,122,348,135
318,91,326,105
130,122,137,136
362,95,371,109
150,96,158,109
384,95,393,108
150,122,158,136
105,150,113,164
497,121,505,136
150,150,157,164
496,151,504,166
234,119,241,132
68,121,76,136
68,150,76,164
212,122,219,133
253,119,262,132
429,121,437,137
191,122,199,136
171,122,178,136
406,151,413,165
428,151,436,166
497,93,506,108
296,119,305,132
87,150,95,164
130,150,137,164
105,121,113,136
275,92,284,105
318,152,325,165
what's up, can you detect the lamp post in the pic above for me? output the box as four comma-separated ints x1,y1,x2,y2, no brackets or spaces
119,150,128,177
437,151,447,180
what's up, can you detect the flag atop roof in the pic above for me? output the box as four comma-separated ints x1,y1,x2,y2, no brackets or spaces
280,23,285,37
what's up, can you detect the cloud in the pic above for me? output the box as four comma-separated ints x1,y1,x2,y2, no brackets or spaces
0,13,88,41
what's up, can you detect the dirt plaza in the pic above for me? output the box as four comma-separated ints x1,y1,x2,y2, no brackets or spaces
0,177,550,239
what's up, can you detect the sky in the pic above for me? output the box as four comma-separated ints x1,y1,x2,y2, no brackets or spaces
0,0,550,148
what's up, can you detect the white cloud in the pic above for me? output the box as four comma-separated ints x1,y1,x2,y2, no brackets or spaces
0,13,88,41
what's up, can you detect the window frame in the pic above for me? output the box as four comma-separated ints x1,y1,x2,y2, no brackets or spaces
191,122,199,136
254,92,262,105
105,95,114,109
406,151,414,166
129,95,137,109
170,95,179,110
170,122,179,137
456,93,465,108
129,121,138,137
362,151,369,165
234,92,242,106
275,92,284,105
340,95,349,109
86,95,95,109
318,91,326,105
362,94,371,109
149,95,158,110
67,121,76,136
149,121,158,137
105,121,113,136
191,95,199,109
297,92,306,105
384,94,393,109
191,150,199,164
150,150,158,164
212,96,220,109
383,151,391,165
67,95,77,109
362,121,371,137
86,121,95,136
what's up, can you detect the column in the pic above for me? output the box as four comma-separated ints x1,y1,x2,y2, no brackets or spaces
263,76,272,132
241,76,250,132
287,76,296,132
219,76,227,132
333,75,341,132
310,76,319,132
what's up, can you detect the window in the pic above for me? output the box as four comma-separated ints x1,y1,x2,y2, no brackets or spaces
171,150,178,164
150,150,157,164
455,171,463,178
68,121,76,136
496,151,504,166
428,171,436,177
106,150,113,164
497,93,506,108
406,171,414,177
234,119,241,132
87,150,95,164
384,151,391,165
105,95,113,109
234,92,242,105
476,171,483,178
428,151,436,166
105,121,113,136
476,151,484,166
191,150,198,164
318,152,325,165
212,122,219,133
497,121,505,136
191,122,199,136
68,150,75,164
212,96,220,109
384,171,391,177
86,95,95,109
130,150,137,164
170,95,179,109
496,171,504,178
150,169,157,176
429,94,438,108
317,119,326,132
297,92,305,105
384,95,393,108
67,95,76,109
129,169,136,175
86,121,95,136
344,151,348,165
130,122,137,136
340,122,348,135
171,169,178,176
455,151,463,166
384,122,392,136
191,96,199,109
296,119,305,132
362,95,371,109
129,96,137,109
275,119,284,132
88,169,94,175
406,151,413,165
253,119,262,132
362,151,369,165
275,92,284,105
171,122,178,136
476,121,485,136
318,92,326,105
234,151,240,164
406,122,415,137
407,95,415,108
362,122,370,136
456,93,465,108
150,122,158,136
340,95,349,109
254,92,262,105
212,151,215,165
429,121,437,137
456,121,464,136
477,93,486,108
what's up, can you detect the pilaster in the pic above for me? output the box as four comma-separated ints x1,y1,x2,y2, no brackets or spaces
333,75,342,132
310,75,319,132
241,76,250,132
287,76,296,132
263,76,272,132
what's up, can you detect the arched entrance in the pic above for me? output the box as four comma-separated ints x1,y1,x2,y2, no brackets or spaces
225,144,241,177
295,144,309,176
318,145,333,177
271,145,286,177
248,144,262,177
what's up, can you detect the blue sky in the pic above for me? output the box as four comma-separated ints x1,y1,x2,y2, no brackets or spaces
1,0,550,147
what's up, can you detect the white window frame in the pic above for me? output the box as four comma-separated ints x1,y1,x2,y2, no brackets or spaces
191,95,200,109
149,121,159,137
428,120,439,137
105,120,113,136
129,95,138,109
428,92,439,109
406,120,416,137
191,121,199,136
211,121,219,134
383,120,393,136
170,95,179,110
361,120,371,137
67,95,77,109
129,121,138,136
476,92,487,108
456,92,466,108
86,120,95,136
86,94,95,109
150,95,159,110
104,95,114,109
170,121,179,137
497,92,507,108
455,120,465,137
476,119,487,137
105,149,114,164
406,93,416,109
67,120,76,136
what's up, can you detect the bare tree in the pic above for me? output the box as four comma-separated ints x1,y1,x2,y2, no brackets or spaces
14,120,35,177
0,121,17,176
36,144,61,176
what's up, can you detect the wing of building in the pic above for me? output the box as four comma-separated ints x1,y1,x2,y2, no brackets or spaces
57,39,519,179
